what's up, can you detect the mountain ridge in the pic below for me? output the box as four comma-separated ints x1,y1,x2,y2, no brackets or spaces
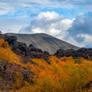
5,33,79,54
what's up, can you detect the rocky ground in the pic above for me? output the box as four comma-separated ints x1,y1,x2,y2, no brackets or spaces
0,60,34,90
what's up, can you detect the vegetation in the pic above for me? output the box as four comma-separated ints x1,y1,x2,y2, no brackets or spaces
0,39,92,92
0,39,21,64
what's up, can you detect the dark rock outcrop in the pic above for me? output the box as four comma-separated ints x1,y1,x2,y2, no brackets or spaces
0,60,34,90
3,35,50,62
4,35,17,45
55,48,92,60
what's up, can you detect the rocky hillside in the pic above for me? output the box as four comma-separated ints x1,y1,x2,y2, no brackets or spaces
0,34,92,60
6,33,79,54
0,34,92,92
0,60,33,90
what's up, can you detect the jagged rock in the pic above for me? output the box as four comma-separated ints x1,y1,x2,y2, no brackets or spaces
0,34,4,39
4,35,17,45
55,48,92,60
54,49,64,58
0,60,8,65
0,61,34,90
12,42,28,56
28,44,43,53
0,60,8,76
22,67,34,82
0,80,13,90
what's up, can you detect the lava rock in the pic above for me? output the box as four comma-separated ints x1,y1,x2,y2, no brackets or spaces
0,61,34,90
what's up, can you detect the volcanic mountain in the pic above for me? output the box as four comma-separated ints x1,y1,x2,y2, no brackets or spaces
6,33,79,54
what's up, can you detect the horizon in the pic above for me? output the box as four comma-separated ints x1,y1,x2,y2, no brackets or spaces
0,0,92,47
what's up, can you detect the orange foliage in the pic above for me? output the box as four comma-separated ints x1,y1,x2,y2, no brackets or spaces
0,39,21,64
0,38,92,92
6,56,92,92
0,39,4,46
29,56,92,92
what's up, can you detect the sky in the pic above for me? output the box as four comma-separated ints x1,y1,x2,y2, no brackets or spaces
0,0,92,47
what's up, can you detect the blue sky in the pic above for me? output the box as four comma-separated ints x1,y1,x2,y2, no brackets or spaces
0,7,89,20
0,0,92,47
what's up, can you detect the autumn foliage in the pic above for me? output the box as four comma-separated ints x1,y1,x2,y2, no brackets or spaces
11,56,92,92
0,39,92,92
0,39,21,64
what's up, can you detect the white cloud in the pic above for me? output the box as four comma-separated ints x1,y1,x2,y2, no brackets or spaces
65,34,92,48
0,2,14,15
77,34,92,46
37,11,59,20
0,25,23,33
0,0,92,16
66,13,92,47
0,16,29,33
60,19,74,31
20,11,73,39
32,28,44,33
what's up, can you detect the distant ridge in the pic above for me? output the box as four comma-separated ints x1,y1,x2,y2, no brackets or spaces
6,33,79,54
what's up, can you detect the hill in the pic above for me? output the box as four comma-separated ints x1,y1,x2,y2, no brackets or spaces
6,33,79,54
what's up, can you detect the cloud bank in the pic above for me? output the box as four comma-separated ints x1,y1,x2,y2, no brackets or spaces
20,11,92,48
67,13,92,47
19,11,73,39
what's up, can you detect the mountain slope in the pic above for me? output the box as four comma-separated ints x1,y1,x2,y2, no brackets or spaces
6,33,79,54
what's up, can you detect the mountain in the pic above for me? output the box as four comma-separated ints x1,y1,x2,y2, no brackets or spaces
2,34,92,60
6,33,79,54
